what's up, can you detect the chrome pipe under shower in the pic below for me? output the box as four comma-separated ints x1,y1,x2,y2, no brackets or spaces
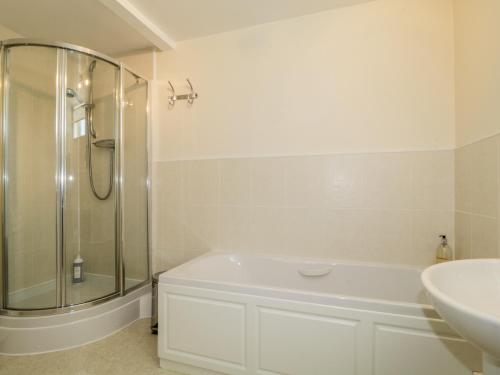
67,59,114,201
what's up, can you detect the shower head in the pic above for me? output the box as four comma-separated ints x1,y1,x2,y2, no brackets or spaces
66,88,85,104
66,88,76,98
89,60,97,73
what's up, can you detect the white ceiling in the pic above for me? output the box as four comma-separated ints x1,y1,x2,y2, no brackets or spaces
129,0,374,41
0,0,374,56
0,0,153,55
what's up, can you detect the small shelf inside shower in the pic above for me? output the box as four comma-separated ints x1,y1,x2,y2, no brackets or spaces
93,138,115,149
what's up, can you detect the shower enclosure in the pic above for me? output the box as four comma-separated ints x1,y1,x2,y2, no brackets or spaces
0,40,150,315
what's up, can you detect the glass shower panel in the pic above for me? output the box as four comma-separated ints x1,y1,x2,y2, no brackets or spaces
64,51,119,305
4,46,58,309
122,70,149,290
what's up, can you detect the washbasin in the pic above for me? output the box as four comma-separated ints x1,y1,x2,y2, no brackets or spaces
422,259,500,374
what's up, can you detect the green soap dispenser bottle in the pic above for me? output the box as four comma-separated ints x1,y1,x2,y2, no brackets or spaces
436,234,453,263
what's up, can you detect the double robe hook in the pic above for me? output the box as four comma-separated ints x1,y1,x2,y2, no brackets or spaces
168,79,198,107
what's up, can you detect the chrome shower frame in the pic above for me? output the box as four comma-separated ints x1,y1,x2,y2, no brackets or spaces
0,43,4,311
0,39,151,316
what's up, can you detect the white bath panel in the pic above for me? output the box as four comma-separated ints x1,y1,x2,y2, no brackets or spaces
374,324,481,375
159,284,482,375
158,252,482,375
257,307,357,375
161,294,246,372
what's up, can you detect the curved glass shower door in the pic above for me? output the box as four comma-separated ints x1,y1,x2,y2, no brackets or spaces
122,70,149,290
1,40,149,315
3,46,58,309
64,51,119,305
2,45,120,310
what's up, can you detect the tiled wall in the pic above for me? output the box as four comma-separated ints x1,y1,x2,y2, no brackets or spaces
455,136,500,259
150,0,457,272
453,0,500,260
6,47,58,293
153,150,455,271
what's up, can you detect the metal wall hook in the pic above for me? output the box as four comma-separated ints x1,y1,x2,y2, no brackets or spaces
167,81,176,106
186,79,198,105
167,79,198,107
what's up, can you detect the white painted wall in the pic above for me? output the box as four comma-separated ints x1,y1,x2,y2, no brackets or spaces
454,0,500,147
151,0,457,269
154,0,455,161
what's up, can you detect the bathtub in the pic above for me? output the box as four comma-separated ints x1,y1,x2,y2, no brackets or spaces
158,252,481,375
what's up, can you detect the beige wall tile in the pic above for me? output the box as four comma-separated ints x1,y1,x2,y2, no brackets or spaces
470,215,498,258
218,206,253,252
158,209,185,259
454,146,470,213
153,162,184,250
251,158,286,207
411,151,455,211
282,207,327,257
326,154,369,209
185,160,219,206
325,209,368,261
454,135,500,261
362,210,412,264
363,153,412,210
455,137,497,217
251,206,287,253
455,211,471,260
220,159,251,206
183,204,219,256
283,156,328,208
327,152,412,210
325,209,412,264
471,138,498,218
153,149,458,267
